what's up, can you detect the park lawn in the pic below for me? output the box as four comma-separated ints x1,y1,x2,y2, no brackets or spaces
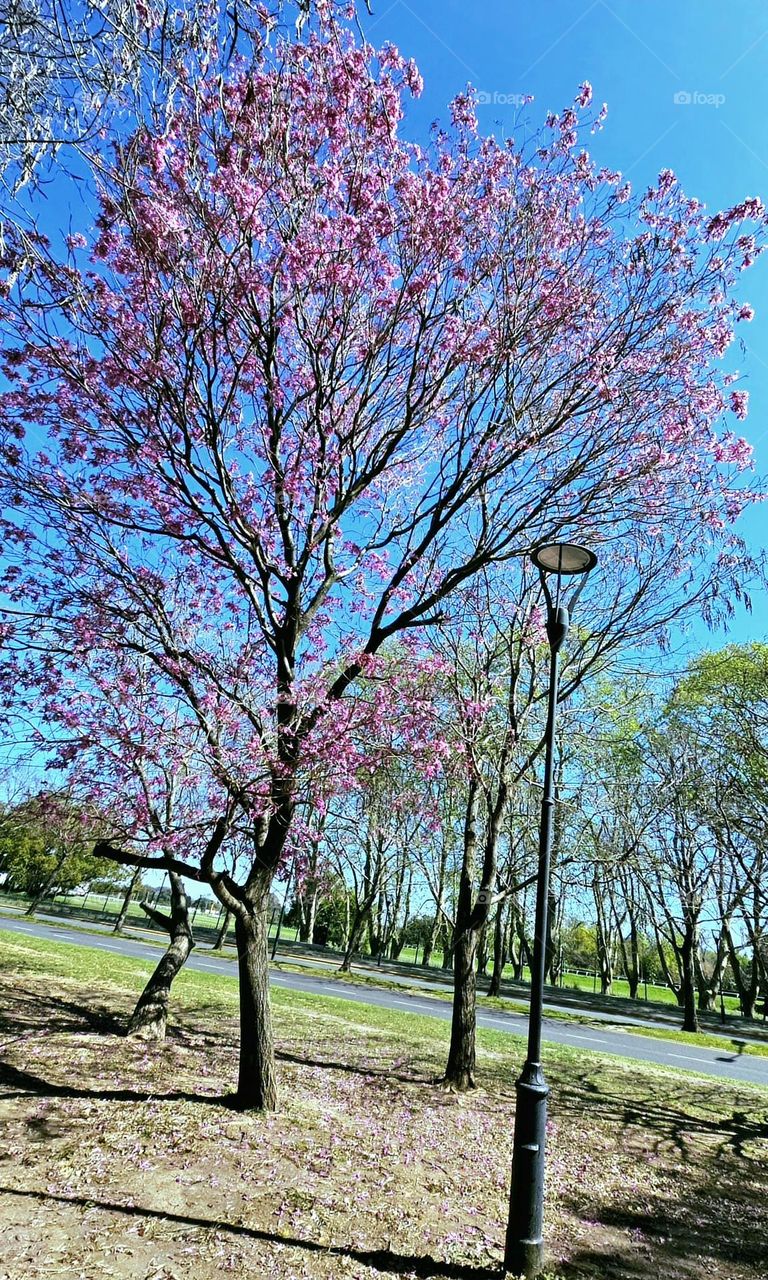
555,970,743,1015
270,961,768,1058
0,930,766,1280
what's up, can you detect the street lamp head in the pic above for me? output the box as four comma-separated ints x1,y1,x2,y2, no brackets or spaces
530,542,597,576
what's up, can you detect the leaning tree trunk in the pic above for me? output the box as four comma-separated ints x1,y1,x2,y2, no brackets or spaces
25,851,69,915
339,908,370,973
234,877,278,1111
127,870,194,1041
213,908,232,950
421,914,440,968
113,866,141,934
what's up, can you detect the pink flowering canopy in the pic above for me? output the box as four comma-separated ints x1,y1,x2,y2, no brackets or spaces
0,8,765,871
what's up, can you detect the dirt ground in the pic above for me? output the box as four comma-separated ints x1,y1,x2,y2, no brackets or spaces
0,969,767,1280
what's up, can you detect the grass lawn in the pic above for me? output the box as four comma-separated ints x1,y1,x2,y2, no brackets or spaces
0,929,766,1280
554,969,743,1015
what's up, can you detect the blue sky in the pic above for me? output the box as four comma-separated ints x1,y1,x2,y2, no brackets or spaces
358,0,768,655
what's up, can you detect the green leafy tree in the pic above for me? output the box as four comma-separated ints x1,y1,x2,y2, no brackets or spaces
0,792,104,906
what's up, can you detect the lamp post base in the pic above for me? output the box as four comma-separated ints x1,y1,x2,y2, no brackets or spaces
504,1237,544,1279
504,1063,549,1278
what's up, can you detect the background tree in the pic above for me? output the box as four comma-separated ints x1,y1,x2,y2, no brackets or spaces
0,790,104,907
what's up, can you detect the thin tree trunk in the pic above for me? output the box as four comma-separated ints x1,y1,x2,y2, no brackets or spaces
25,851,69,915
213,908,232,950
544,886,558,983
651,919,682,1003
476,919,489,978
488,898,507,997
306,888,319,945
422,842,448,968
113,866,141,934
510,905,528,981
297,893,310,942
626,917,640,999
422,916,438,967
442,779,481,1091
127,871,194,1040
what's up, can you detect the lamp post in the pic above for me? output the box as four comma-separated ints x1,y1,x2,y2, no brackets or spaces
504,541,597,1278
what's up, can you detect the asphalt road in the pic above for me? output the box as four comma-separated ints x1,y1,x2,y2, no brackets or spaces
3,914,768,1089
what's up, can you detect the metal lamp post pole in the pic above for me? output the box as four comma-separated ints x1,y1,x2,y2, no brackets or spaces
504,539,596,1279
504,597,568,1278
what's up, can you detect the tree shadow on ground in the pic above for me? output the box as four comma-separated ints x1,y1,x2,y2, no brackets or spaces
550,1065,768,1278
276,1048,435,1087
0,1186,500,1280
0,985,231,1047
552,1066,768,1162
0,985,124,1038
558,1184,768,1280
0,1060,237,1110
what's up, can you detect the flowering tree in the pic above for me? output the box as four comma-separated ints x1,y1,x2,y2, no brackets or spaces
0,0,295,191
1,7,765,1107
4,633,242,1035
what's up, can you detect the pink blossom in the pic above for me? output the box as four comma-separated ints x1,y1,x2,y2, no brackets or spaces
730,389,749,420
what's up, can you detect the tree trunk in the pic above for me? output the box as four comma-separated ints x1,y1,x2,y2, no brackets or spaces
597,933,613,995
476,919,489,978
423,842,448,969
25,851,68,915
488,899,507,997
544,886,558,983
421,916,439,967
444,925,478,1089
127,871,194,1041
297,893,310,942
694,947,715,1012
442,779,481,1091
593,876,613,995
651,921,682,1004
724,924,757,1018
680,920,699,1033
305,887,319,946
234,889,277,1110
339,911,368,972
510,905,528,980
626,918,640,999
213,909,232,950
113,866,141,934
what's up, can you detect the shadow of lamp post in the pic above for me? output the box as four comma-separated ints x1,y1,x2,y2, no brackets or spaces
504,540,597,1278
